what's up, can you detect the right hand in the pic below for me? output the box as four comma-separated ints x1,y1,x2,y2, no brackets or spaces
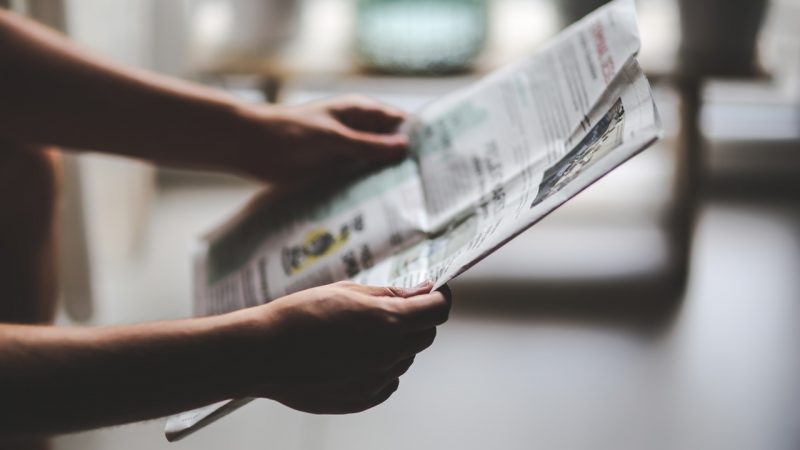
235,96,409,184
237,280,451,414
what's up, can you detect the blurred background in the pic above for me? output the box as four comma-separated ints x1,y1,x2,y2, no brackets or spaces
3,0,800,449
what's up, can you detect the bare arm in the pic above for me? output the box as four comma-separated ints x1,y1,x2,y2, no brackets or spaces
0,11,447,438
0,10,407,182
0,282,450,437
0,313,251,436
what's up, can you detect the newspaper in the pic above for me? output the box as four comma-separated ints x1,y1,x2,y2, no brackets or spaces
166,0,661,441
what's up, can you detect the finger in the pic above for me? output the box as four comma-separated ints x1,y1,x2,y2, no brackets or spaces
330,98,407,133
315,378,400,414
337,128,408,161
330,94,406,116
375,378,400,401
362,329,434,371
387,355,415,378
336,108,406,134
355,378,400,412
349,357,414,397
390,291,451,332
268,354,407,394
310,377,400,414
399,328,437,357
437,283,453,306
365,329,437,371
271,378,399,415
347,280,433,298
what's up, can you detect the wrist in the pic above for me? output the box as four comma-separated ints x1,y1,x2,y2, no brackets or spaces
204,305,280,398
225,102,288,179
199,100,262,175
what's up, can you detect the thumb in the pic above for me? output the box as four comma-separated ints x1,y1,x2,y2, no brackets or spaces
338,128,408,161
350,280,432,298
330,97,407,133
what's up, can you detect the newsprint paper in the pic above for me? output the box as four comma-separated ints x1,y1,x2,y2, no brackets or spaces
166,0,662,441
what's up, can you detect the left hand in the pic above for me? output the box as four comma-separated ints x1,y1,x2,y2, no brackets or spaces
236,95,409,183
223,280,452,414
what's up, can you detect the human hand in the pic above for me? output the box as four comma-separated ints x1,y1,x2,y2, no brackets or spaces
238,96,408,183
234,280,451,414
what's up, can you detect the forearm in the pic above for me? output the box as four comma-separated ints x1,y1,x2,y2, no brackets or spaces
0,312,260,437
0,10,263,172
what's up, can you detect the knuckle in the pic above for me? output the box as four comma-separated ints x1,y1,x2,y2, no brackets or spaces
392,357,415,376
416,335,436,353
363,286,396,298
424,336,436,351
425,327,438,342
375,286,403,298
396,363,413,377
384,286,408,297
386,379,401,396
357,379,399,411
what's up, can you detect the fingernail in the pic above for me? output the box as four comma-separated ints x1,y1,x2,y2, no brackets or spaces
413,280,432,289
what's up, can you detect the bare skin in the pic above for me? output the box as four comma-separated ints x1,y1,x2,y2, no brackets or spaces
0,11,408,183
0,142,59,325
0,281,450,437
0,142,59,450
0,9,451,441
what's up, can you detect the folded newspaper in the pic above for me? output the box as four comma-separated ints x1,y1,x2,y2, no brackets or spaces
165,0,662,441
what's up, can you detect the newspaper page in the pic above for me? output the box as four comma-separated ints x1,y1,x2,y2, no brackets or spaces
166,0,661,441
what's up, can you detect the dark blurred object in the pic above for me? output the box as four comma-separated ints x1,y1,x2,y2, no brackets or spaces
558,0,610,26
356,0,488,74
678,0,768,78
701,81,800,200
